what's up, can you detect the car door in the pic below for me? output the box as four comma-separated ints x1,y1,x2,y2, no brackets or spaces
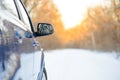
0,0,37,79
1,0,53,79
12,0,42,80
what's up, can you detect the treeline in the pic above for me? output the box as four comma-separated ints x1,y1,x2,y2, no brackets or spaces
23,0,120,52
64,5,120,52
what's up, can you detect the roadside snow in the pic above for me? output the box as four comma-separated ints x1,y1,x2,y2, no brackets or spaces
44,49,120,80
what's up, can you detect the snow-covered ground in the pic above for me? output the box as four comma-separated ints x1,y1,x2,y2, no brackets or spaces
2,49,120,80
44,49,120,80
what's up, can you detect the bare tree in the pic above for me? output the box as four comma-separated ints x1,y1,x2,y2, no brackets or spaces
111,0,120,21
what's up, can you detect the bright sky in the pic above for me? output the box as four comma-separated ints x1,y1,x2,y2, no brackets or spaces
52,0,105,29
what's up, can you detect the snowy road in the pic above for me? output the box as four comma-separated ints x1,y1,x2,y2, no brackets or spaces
44,49,120,80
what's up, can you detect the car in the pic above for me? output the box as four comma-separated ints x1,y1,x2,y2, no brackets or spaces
0,0,54,80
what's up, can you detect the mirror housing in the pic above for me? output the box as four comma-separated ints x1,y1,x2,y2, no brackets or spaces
35,23,54,37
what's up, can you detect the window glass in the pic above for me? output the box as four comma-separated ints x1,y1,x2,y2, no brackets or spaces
15,0,31,30
0,0,18,18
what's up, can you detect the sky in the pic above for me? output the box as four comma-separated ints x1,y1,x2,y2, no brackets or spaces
52,0,107,29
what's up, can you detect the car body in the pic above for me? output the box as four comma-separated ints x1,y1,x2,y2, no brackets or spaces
0,0,54,80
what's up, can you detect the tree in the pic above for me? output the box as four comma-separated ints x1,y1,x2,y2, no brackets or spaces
111,0,120,22
82,4,114,51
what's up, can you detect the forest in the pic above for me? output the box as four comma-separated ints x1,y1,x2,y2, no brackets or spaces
22,0,120,52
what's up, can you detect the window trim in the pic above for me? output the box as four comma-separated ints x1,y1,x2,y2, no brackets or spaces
13,0,35,34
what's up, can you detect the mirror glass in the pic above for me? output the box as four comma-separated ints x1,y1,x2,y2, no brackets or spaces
36,23,54,37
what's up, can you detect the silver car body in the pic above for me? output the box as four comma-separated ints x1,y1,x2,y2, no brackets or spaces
0,0,45,80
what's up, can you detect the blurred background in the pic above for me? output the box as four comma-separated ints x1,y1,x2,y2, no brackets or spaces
22,0,120,52
19,1,120,80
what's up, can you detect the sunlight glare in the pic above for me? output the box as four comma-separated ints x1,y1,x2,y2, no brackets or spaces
52,0,104,29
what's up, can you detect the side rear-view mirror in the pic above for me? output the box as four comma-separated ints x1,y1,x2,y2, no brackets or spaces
35,23,54,37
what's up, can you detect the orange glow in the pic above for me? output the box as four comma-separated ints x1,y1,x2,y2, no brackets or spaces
52,0,104,29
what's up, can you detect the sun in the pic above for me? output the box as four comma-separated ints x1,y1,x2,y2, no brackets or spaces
52,0,104,29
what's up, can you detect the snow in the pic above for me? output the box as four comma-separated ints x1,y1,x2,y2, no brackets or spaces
3,49,120,80
44,49,120,80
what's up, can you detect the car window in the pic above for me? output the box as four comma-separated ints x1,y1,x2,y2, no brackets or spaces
14,0,32,30
0,0,32,32
0,0,18,18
